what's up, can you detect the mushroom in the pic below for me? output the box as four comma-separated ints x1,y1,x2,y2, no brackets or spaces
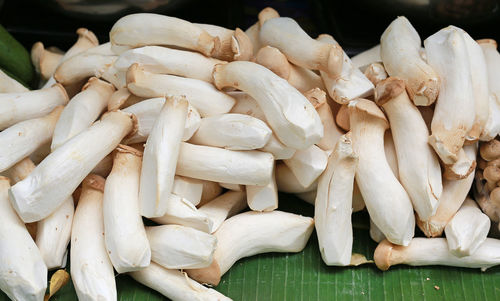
114,46,224,84
374,77,442,221
475,171,500,222
129,262,231,301
374,237,500,271
283,144,328,188
186,210,314,286
146,225,216,269
51,77,115,151
370,218,386,243
418,145,477,237
123,97,201,144
9,110,134,222
127,63,235,117
107,87,144,111
380,17,439,106
275,162,317,194
246,165,278,212
425,26,475,164
172,176,204,206
480,139,500,161
189,113,272,150
198,181,224,206
363,62,388,86
259,17,343,77
176,142,274,186
110,13,220,57
54,53,117,86
315,133,358,266
213,61,323,149
335,104,350,131
260,134,297,160
0,177,47,301
0,69,28,93
0,106,63,173
31,42,63,80
0,83,68,130
444,197,490,257
244,7,280,55
71,175,116,301
484,165,500,191
103,145,151,273
443,147,477,180
349,99,415,246
350,44,381,70
196,23,253,61
90,153,114,178
384,131,400,179
316,34,374,104
198,190,247,233
296,190,316,205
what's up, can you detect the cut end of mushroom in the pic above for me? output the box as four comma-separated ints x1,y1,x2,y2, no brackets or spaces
374,77,406,106
186,258,222,286
231,28,253,61
326,44,344,79
411,78,440,106
428,132,463,165
348,98,389,129
373,239,395,271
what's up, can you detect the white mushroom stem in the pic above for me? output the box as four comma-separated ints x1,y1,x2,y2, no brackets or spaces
104,145,150,273
176,142,274,186
127,63,235,117
115,46,223,83
172,176,204,206
4,157,36,184
146,225,216,269
0,177,47,301
9,110,134,222
317,34,374,104
107,87,144,111
31,42,64,80
374,238,500,271
199,181,224,206
445,198,490,257
384,131,399,178
350,44,381,70
478,39,500,140
349,99,415,246
0,83,68,130
0,71,28,94
51,77,115,151
150,194,212,233
0,106,63,172
198,191,247,233
315,133,358,266
443,147,477,180
196,24,253,61
364,62,388,86
71,175,116,301
54,53,117,86
275,162,317,193
260,134,296,160
425,26,475,164
129,263,231,301
418,145,477,237
259,17,343,77
213,61,323,149
186,211,314,286
189,113,272,150
123,97,201,144
90,154,113,178
370,218,386,243
110,13,220,57
380,17,439,106
283,144,328,188
246,165,278,212
375,77,442,221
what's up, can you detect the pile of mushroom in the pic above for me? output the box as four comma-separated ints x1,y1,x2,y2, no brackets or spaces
0,7,499,301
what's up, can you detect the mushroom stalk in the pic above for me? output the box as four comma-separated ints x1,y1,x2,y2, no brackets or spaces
275,162,317,194
71,175,116,301
283,144,328,188
350,44,381,70
140,96,188,218
31,42,64,80
0,84,68,130
370,218,386,243
315,133,358,266
0,69,28,93
54,53,117,86
260,134,296,160
107,87,144,111
51,77,115,151
9,110,134,222
172,176,204,206
213,61,323,149
146,225,216,269
90,154,113,178
186,211,314,286
103,145,151,273
198,190,247,233
246,166,278,212
349,99,415,246
199,181,224,205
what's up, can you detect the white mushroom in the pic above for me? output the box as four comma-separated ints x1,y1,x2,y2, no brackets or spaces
103,145,151,273
335,104,350,131
127,63,235,117
374,77,442,221
110,13,220,57
71,175,116,301
445,198,490,257
31,42,64,80
140,96,188,218
283,144,328,188
349,99,415,246
199,181,224,206
363,62,388,86
90,153,114,178
350,44,381,70
186,211,314,286
9,110,134,222
315,133,358,266
260,134,296,160
478,39,500,140
0,106,63,173
146,225,216,269
172,176,204,206
51,77,115,151
0,83,68,130
196,23,253,61
54,53,117,86
0,69,28,93
370,218,386,243
425,26,475,164
380,17,439,106
275,162,317,194
0,177,47,301
246,165,278,212
213,61,323,149
107,87,144,111
198,190,247,233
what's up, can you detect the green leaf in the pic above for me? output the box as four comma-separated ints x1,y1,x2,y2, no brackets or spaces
3,194,500,300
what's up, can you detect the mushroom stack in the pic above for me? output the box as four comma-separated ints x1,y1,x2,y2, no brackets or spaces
0,6,500,301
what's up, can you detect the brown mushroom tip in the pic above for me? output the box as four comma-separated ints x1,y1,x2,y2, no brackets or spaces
326,45,344,79
303,88,327,108
491,187,500,205
76,28,99,46
484,165,500,182
116,144,143,157
428,133,461,164
231,28,254,61
317,33,333,40
255,46,290,79
82,77,115,92
373,239,394,271
108,88,132,111
125,63,142,85
258,7,280,27
348,98,389,126
336,105,350,131
443,159,476,180
212,63,227,90
480,139,500,161
476,39,497,48
186,259,222,286
374,77,406,106
51,83,70,102
124,111,139,140
82,174,106,192
0,176,11,185
128,143,146,153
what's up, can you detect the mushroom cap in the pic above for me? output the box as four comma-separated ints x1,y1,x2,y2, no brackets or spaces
255,46,291,79
373,239,395,271
480,139,500,161
477,39,497,48
348,98,389,129
76,28,99,46
186,259,221,286
82,174,105,192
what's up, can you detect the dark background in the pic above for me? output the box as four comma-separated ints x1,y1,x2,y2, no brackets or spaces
1,0,500,56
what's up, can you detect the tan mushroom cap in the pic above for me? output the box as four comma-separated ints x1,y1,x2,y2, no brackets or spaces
348,98,389,129
480,139,500,161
